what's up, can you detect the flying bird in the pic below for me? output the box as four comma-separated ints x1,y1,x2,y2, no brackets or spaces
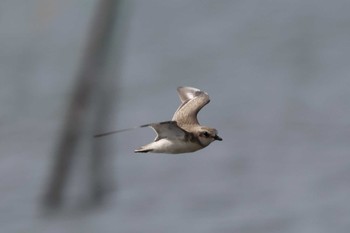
94,86,222,154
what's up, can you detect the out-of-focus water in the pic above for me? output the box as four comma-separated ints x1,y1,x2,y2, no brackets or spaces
1,0,350,232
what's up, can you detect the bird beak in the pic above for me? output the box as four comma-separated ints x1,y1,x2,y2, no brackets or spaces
214,135,222,141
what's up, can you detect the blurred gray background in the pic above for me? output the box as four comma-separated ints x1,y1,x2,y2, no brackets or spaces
1,0,350,232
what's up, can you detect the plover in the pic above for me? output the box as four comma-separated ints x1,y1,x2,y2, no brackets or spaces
94,86,222,154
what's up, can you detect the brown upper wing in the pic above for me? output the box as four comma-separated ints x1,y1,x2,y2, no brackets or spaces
172,87,210,126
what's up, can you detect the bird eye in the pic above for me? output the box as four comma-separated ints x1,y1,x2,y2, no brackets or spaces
203,132,210,138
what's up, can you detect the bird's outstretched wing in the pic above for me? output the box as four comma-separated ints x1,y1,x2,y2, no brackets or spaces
94,121,187,141
94,126,140,138
144,121,187,141
172,86,210,126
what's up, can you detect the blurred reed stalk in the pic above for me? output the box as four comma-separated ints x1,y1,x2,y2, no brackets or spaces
43,0,122,209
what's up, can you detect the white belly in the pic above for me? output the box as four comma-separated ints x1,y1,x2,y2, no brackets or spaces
150,139,202,154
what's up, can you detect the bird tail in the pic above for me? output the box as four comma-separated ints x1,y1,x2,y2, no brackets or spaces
134,147,153,153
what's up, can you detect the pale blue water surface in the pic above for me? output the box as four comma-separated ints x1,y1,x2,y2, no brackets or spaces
1,0,350,232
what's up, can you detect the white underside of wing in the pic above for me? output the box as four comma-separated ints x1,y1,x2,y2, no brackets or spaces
148,121,186,141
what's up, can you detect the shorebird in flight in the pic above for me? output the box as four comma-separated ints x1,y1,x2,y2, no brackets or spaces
94,86,222,154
